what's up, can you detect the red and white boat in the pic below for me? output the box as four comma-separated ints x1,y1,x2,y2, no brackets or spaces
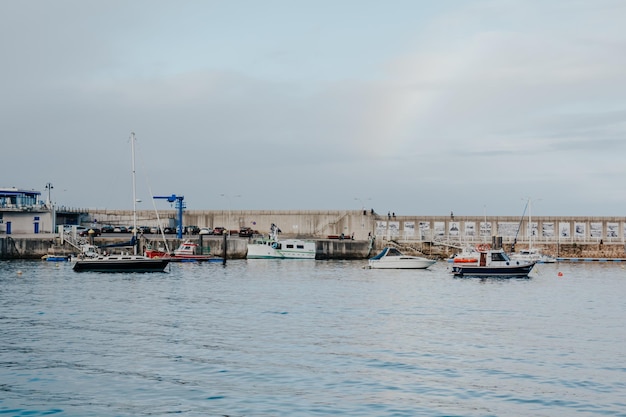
145,240,222,262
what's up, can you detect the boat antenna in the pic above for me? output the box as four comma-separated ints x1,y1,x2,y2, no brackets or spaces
131,132,138,255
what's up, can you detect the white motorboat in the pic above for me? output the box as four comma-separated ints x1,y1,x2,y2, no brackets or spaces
247,223,316,259
368,247,436,269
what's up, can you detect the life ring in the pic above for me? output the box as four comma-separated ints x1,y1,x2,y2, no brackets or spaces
475,243,491,252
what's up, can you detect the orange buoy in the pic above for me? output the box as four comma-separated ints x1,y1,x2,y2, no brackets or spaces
558,271,563,277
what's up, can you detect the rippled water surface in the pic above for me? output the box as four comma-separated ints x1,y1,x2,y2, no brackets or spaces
1,259,625,416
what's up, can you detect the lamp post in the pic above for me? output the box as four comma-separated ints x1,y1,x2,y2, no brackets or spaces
354,197,371,212
44,182,53,207
44,182,55,233
220,194,241,235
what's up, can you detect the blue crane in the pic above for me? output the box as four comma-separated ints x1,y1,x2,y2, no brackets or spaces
153,194,185,238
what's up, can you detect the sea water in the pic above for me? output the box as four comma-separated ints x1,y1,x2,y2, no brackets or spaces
1,259,625,417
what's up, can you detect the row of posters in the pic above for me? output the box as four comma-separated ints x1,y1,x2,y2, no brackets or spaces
375,221,624,239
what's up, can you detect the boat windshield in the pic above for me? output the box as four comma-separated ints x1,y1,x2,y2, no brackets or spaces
491,251,510,262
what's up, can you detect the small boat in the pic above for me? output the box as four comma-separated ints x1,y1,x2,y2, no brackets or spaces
42,254,71,262
448,245,482,264
451,246,535,278
368,247,436,269
73,254,170,272
145,239,222,262
247,223,316,259
509,248,556,263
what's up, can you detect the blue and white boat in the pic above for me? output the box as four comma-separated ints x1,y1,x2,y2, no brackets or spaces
451,246,535,277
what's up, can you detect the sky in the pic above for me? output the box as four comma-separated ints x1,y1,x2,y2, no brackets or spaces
2,0,625,216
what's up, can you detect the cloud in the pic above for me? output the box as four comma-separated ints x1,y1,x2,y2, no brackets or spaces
1,1,626,215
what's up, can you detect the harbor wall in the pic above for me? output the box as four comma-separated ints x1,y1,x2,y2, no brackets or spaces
82,209,626,244
3,210,626,260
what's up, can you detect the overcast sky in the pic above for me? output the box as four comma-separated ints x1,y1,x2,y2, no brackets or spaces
2,0,625,216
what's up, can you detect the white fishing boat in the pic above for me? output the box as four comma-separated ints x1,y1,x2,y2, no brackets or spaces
368,247,436,269
73,133,170,273
247,223,316,259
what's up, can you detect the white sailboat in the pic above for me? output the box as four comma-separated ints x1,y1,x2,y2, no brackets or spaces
73,133,170,272
510,198,556,264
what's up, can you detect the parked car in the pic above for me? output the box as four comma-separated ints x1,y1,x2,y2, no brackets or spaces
79,228,101,237
198,227,213,235
185,225,200,235
163,227,176,234
212,226,226,235
113,226,128,233
238,227,258,237
101,225,115,233
62,225,82,233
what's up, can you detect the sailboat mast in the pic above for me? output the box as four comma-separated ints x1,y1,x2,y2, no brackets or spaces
528,198,532,250
131,132,138,255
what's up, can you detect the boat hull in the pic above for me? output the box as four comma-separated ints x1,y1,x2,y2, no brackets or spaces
452,263,535,278
73,258,170,273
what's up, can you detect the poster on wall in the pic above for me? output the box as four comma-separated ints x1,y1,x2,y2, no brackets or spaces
375,221,387,236
542,222,554,238
590,223,602,238
480,222,492,237
607,222,618,238
528,222,538,238
388,221,400,237
559,222,571,238
449,221,460,236
419,221,430,240
434,222,445,237
498,222,518,237
465,222,475,237
404,222,415,237
574,223,586,238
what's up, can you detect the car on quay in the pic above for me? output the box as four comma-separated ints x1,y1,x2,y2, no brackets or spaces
212,226,226,235
238,227,258,237
185,226,200,235
79,227,102,237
